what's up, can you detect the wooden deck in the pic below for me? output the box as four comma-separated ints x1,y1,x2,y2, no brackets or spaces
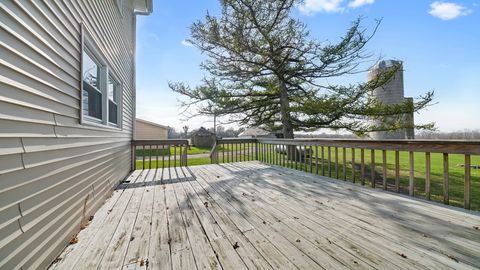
50,161,480,270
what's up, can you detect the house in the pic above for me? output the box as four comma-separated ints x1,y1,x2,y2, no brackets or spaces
0,1,152,269
238,127,282,138
135,118,169,140
191,127,216,147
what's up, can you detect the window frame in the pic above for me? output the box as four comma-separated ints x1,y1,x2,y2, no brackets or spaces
80,23,123,130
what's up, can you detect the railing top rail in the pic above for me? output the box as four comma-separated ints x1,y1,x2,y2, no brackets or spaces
216,138,257,143
255,138,480,155
132,139,189,146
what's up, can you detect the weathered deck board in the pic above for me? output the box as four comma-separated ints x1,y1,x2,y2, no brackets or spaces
51,162,480,270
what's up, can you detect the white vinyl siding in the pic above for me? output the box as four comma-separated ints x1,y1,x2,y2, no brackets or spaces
0,0,138,269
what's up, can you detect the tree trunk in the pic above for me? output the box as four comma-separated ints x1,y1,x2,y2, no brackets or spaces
278,79,297,160
278,80,294,139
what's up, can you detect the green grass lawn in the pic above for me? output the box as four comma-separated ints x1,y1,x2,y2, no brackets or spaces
136,145,214,157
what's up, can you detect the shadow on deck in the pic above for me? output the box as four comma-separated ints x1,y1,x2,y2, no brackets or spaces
50,161,480,269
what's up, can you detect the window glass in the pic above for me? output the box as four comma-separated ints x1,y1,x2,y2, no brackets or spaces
82,50,102,120
108,74,118,124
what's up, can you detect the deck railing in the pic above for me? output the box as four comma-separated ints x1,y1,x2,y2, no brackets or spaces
213,138,480,210
210,138,258,164
132,139,189,170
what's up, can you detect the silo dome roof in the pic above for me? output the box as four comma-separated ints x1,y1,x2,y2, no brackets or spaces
370,59,402,70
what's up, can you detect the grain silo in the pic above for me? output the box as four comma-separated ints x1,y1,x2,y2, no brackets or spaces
368,60,415,139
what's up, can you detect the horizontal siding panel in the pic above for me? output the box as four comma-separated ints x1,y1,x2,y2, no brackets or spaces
0,1,80,71
0,78,79,118
1,36,79,90
0,154,24,175
0,26,79,81
18,1,80,55
0,222,22,253
0,119,56,138
0,192,86,269
0,138,24,156
55,126,131,138
22,141,129,168
0,145,129,211
0,56,79,100
0,65,79,108
22,137,128,153
0,0,139,268
19,153,130,233
54,115,131,136
0,100,56,125
0,204,21,232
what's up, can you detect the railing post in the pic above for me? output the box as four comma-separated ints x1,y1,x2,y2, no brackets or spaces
464,154,471,210
131,143,136,171
255,141,259,161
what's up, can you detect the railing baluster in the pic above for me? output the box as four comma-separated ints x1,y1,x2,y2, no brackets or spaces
409,151,414,196
156,145,159,168
295,146,298,170
335,147,339,179
352,148,356,183
304,146,308,172
371,149,375,188
142,145,145,169
464,154,471,209
443,153,449,204
328,146,331,177
162,145,165,170
315,145,319,175
395,151,400,192
382,150,387,190
133,144,136,170
425,152,431,200
343,148,346,181
174,145,177,168
309,146,313,173
149,145,152,169
361,148,365,185
321,146,325,176
168,144,171,168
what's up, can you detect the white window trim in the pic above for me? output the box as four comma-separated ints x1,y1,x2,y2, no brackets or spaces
80,23,123,130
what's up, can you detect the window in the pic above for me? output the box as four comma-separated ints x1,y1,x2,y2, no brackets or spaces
81,36,122,128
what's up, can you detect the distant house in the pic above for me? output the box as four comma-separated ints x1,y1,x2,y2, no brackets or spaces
0,1,152,269
191,127,216,147
135,119,169,140
239,127,282,138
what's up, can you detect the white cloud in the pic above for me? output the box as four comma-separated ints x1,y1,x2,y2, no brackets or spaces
298,0,345,14
348,0,375,8
429,2,472,20
181,39,193,47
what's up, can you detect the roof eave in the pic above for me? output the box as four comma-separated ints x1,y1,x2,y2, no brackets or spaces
133,0,153,15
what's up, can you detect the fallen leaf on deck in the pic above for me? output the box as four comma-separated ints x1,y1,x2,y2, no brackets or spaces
473,226,479,230
396,252,407,259
130,236,135,241
296,239,301,243
233,242,240,249
204,202,209,207
69,236,78,245
447,255,459,263
139,258,145,266
262,221,267,224
293,216,299,220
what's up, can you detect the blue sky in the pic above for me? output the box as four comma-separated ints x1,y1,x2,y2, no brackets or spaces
136,0,479,132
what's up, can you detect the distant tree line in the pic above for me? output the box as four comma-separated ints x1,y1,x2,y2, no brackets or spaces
416,130,480,140
168,125,245,139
